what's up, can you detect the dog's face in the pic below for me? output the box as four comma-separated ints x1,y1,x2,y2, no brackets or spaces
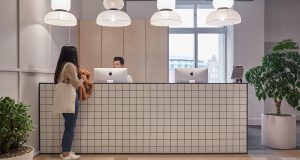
80,69,91,79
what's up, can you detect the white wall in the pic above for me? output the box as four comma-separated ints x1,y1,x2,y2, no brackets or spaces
20,0,81,72
265,0,300,42
0,0,19,100
234,0,265,125
0,72,19,99
264,0,300,119
0,0,18,69
0,0,82,154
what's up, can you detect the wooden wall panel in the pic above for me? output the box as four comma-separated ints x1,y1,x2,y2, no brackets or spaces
145,22,168,83
79,20,101,79
79,20,168,83
124,20,146,82
101,27,124,68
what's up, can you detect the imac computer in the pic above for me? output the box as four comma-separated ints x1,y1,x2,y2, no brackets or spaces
94,68,128,83
175,68,208,83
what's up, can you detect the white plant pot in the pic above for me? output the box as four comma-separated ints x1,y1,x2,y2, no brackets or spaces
2,146,34,160
261,113,296,149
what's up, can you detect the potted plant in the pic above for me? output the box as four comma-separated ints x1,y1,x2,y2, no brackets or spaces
0,97,34,159
246,39,300,149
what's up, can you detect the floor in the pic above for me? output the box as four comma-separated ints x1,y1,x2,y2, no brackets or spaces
34,150,300,160
34,123,300,160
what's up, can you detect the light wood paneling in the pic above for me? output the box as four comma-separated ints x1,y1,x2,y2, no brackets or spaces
79,20,168,82
102,27,124,68
124,20,146,82
145,22,168,83
79,20,101,79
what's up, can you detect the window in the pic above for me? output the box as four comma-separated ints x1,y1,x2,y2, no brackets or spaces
169,4,227,83
169,34,195,68
171,9,194,28
196,8,220,28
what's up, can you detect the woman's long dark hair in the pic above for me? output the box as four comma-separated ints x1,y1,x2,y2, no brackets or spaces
54,46,80,84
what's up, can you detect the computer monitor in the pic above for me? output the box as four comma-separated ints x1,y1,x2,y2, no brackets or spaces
94,68,128,83
175,68,208,83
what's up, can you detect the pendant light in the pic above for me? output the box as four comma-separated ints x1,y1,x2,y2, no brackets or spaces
96,0,131,27
206,0,241,27
151,0,181,27
44,0,77,26
213,0,234,9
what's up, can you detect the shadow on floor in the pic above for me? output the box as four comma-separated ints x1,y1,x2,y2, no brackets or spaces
248,122,300,150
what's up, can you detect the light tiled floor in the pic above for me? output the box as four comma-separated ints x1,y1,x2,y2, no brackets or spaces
34,150,300,160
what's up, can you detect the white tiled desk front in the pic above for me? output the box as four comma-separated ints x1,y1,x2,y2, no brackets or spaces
39,83,248,154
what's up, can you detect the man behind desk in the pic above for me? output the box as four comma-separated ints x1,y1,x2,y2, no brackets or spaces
113,57,133,83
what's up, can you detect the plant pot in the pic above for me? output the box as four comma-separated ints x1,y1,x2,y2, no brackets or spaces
261,113,296,149
1,146,34,160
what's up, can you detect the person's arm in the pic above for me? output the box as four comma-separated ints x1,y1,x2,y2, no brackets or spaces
64,63,86,88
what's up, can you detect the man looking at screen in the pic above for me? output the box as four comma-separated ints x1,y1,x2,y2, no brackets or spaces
113,57,133,83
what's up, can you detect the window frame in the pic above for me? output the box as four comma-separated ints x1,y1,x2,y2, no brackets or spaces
169,4,228,82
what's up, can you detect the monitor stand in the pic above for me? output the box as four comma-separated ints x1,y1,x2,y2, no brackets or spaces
235,78,242,83
189,80,196,83
107,80,114,83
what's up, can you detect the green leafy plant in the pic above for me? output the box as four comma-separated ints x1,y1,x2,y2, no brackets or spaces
246,39,300,115
0,97,33,154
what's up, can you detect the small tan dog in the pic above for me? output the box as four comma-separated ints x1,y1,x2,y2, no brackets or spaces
79,69,93,101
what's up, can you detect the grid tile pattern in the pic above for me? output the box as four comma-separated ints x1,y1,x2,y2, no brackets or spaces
39,83,248,153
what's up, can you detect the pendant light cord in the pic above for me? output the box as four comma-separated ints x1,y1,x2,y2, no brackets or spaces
68,26,71,44
124,0,127,12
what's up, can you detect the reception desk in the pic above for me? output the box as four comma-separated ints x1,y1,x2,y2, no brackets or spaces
39,83,247,154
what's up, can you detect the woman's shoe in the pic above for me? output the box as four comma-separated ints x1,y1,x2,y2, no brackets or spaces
60,152,80,160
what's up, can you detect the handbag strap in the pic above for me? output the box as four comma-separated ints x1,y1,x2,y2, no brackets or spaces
58,63,68,83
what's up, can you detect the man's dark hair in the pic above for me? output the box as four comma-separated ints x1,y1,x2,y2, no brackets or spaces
113,56,125,65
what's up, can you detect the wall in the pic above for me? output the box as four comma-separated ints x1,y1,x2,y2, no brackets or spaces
264,0,300,119
233,0,265,125
79,20,169,83
126,1,157,20
82,0,157,20
265,0,300,42
0,0,19,100
0,0,82,154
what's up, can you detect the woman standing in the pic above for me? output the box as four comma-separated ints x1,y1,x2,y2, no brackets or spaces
54,46,87,160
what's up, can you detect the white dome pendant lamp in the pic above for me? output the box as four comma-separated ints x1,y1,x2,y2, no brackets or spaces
96,0,131,27
44,0,77,26
151,0,181,27
206,0,241,27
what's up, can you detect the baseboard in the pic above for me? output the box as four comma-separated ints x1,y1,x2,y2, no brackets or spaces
33,151,40,157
